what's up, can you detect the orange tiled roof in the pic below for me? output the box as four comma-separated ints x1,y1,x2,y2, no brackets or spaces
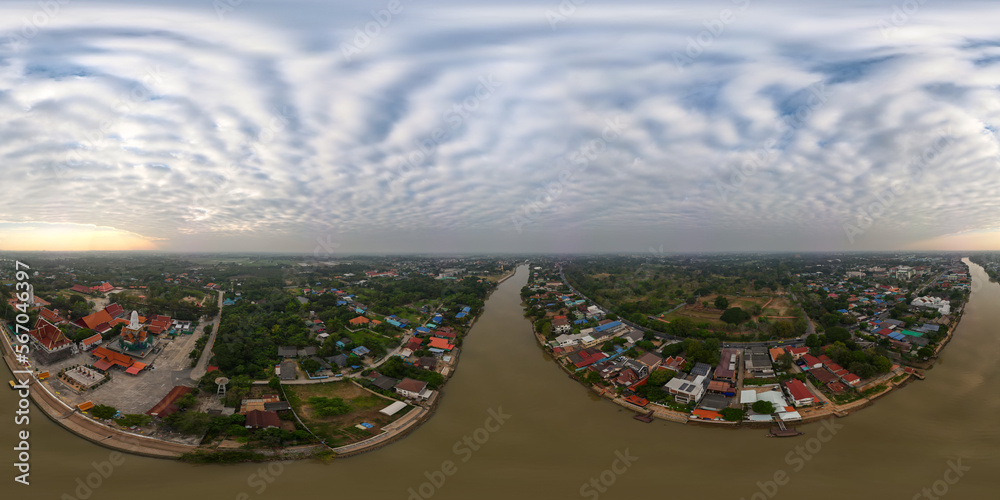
31,318,71,351
79,310,114,330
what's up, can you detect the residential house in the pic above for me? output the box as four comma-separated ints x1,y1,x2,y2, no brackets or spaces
664,375,708,404
567,347,607,369
395,378,433,401
417,357,438,371
714,348,739,381
784,379,815,406
552,316,571,334
245,410,281,430
278,359,297,380
636,352,663,371
327,353,349,368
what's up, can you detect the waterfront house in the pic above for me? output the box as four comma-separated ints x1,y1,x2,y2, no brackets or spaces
664,375,708,404
395,378,432,401
245,410,281,430
784,379,815,406
371,373,399,391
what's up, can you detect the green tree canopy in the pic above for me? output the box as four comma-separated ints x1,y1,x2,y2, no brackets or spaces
714,296,729,310
720,307,750,325
751,400,775,414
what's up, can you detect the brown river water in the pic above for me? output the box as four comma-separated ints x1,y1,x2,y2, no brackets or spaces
3,259,999,499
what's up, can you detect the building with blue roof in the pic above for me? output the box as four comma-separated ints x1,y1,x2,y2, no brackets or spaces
593,321,622,334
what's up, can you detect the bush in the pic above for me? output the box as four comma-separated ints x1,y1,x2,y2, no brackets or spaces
115,414,152,427
91,405,117,420
226,424,250,437
720,408,744,422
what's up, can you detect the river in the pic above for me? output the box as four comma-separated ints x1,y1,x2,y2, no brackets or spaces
3,260,998,499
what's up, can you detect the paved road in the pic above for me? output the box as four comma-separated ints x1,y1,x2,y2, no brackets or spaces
189,289,225,380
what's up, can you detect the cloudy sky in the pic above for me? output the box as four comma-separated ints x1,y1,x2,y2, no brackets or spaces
1,0,1000,254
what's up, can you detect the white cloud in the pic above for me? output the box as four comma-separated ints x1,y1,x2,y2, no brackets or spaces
1,1,1000,253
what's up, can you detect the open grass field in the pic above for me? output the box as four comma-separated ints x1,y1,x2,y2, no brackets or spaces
285,381,412,447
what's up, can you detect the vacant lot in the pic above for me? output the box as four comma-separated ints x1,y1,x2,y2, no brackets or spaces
285,382,412,447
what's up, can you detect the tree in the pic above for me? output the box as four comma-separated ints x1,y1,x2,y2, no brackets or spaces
826,327,851,343
300,358,321,373
917,346,934,358
805,334,822,348
91,405,117,419
583,370,601,386
873,355,892,373
848,362,876,379
661,342,683,357
720,307,750,325
752,400,775,414
720,407,744,422
714,296,729,310
647,368,675,388
176,393,197,410
772,321,794,338
775,352,793,372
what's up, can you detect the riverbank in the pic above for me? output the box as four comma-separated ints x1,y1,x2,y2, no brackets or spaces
525,275,972,432
1,324,197,459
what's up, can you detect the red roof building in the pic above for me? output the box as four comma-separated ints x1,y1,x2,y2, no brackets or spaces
70,284,92,294
349,316,370,325
91,347,135,370
801,354,823,369
39,308,68,326
568,348,607,369
842,373,861,385
245,410,281,429
428,337,455,351
80,333,103,351
104,303,125,318
784,379,815,406
30,318,72,354
786,347,809,359
146,386,193,417
76,310,114,331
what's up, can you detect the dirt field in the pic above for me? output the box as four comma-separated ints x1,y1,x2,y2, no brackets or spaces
286,382,411,447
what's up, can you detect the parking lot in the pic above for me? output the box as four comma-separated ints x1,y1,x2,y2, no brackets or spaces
38,328,206,414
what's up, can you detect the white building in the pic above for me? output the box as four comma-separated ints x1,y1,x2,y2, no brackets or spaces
911,296,950,315
664,375,707,404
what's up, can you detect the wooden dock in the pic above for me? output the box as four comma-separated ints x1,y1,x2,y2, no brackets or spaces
633,411,654,423
767,417,803,437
